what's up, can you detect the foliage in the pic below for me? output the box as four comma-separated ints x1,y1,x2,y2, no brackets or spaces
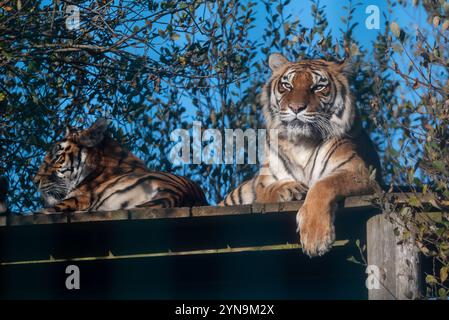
1,0,262,209
378,0,449,299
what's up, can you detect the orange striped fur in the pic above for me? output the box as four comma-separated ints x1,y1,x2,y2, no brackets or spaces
34,119,207,213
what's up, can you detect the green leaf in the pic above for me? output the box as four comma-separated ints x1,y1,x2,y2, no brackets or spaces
347,256,361,265
425,275,438,284
433,160,446,172
408,196,421,207
440,267,448,283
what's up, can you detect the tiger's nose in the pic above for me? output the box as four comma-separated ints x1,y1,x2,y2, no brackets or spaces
289,104,307,114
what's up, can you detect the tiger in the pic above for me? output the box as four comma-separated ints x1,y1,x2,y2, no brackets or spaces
220,53,382,257
34,118,207,214
0,176,8,214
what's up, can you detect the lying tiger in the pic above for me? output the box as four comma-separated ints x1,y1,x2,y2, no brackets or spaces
34,118,207,213
221,53,382,257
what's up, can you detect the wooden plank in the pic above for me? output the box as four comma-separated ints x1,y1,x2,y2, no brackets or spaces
8,213,69,225
129,207,190,219
192,204,251,217
69,210,128,223
367,213,421,300
0,206,374,264
1,193,437,228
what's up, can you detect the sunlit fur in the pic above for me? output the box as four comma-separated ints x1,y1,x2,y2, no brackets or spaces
34,119,207,213
220,53,382,257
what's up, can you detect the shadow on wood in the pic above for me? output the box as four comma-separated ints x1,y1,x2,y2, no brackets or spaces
0,193,437,299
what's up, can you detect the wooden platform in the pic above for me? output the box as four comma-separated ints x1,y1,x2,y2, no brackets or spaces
0,193,439,299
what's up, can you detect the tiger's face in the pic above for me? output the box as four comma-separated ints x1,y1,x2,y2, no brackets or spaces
263,53,355,140
34,119,108,206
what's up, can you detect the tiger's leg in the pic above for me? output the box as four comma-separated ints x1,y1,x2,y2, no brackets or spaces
219,177,258,206
220,175,308,206
296,168,377,257
39,195,91,214
256,179,308,203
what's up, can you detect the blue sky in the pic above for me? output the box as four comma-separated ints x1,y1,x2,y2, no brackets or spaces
255,0,427,53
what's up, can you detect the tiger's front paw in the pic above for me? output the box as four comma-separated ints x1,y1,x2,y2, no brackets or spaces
275,181,307,202
37,207,58,214
296,200,336,257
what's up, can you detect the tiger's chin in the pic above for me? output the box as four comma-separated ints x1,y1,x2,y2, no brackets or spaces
280,120,325,141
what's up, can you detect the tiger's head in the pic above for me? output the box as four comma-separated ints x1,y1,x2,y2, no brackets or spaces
33,119,109,207
262,53,355,141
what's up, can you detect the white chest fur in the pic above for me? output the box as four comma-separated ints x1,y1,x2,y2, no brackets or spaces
264,138,338,187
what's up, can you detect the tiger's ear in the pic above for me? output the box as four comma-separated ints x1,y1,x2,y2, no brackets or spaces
269,53,289,72
78,118,110,147
65,125,74,137
335,59,353,76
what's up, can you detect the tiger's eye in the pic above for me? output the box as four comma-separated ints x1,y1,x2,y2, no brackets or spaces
282,82,292,90
56,155,65,163
313,84,328,93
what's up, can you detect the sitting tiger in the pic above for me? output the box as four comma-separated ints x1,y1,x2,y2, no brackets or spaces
34,118,207,213
220,53,382,257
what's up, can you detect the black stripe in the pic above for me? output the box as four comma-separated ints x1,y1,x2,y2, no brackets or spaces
268,166,279,181
154,187,182,206
251,178,257,202
230,189,237,205
93,173,185,210
331,152,357,173
238,181,244,204
144,173,186,195
319,140,351,177
327,72,337,112
268,143,293,180
76,148,82,171
309,143,323,178
93,175,157,210
89,175,131,209
278,149,296,179
158,171,188,188
136,198,170,208
335,82,347,118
